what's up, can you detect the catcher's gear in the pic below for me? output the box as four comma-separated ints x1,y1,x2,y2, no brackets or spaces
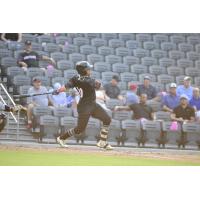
76,61,93,76
0,113,7,132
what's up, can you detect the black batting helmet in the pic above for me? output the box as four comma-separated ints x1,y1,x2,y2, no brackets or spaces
76,61,93,76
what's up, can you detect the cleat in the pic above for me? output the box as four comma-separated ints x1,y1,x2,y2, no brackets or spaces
57,136,68,148
97,140,114,150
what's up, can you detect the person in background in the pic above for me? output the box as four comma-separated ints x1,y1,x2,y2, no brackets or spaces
176,76,193,101
124,83,139,105
103,75,123,100
1,33,22,42
49,83,67,107
189,87,200,122
26,78,49,129
17,40,55,72
162,83,180,113
95,80,110,111
137,76,157,100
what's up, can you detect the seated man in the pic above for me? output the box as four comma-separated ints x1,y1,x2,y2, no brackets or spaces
103,75,123,100
176,76,193,101
162,83,180,113
27,78,49,128
189,87,200,122
137,76,157,100
124,83,139,105
49,82,68,107
17,40,55,71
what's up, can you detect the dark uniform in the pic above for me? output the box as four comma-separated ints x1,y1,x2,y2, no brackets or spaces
58,61,112,149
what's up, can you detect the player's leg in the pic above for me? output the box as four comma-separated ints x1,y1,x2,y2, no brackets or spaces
57,113,90,147
91,103,113,150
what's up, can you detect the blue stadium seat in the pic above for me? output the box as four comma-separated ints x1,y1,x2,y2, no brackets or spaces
55,36,72,45
73,37,90,46
112,63,129,73
151,49,167,59
87,54,104,64
136,33,151,43
57,60,74,70
138,73,156,82
98,46,114,56
38,35,54,43
157,74,174,84
91,38,107,47
178,43,193,52
102,71,118,82
141,57,157,66
115,47,131,57
167,66,184,76
185,67,200,77
32,76,50,86
133,48,149,58
186,51,200,61
22,34,37,42
130,64,148,74
1,57,17,67
153,34,168,43
169,50,185,60
68,53,85,64
43,43,60,53
187,36,200,45
26,68,44,78
143,41,159,50
84,33,101,39
160,42,176,51
101,33,118,40
118,33,135,41
120,72,137,82
94,62,111,72
105,55,122,65
123,56,140,66
159,58,175,68
91,71,101,79
62,44,79,54
170,35,185,44
64,69,77,79
80,45,96,55
126,40,141,50
177,59,193,68
149,65,165,75
50,52,67,62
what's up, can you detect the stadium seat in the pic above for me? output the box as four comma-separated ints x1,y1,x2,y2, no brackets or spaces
108,119,121,143
50,52,67,62
113,110,132,121
133,48,149,58
108,39,124,48
121,119,141,144
105,99,123,110
141,57,157,66
84,33,101,39
123,56,140,66
143,41,159,50
105,55,122,65
185,67,200,77
47,69,62,78
80,45,96,55
19,85,32,96
126,40,141,49
102,71,118,82
1,57,17,67
178,43,193,52
195,60,200,69
155,111,171,121
91,71,101,79
0,49,12,58
167,66,184,76
115,47,131,57
57,60,74,70
151,82,165,92
175,75,186,85
53,107,73,118
7,42,24,51
91,38,107,47
151,49,167,59
120,72,137,82
68,53,85,64
85,118,100,142
0,41,7,49
101,33,118,40
55,36,72,45
33,106,52,117
112,63,129,73
157,74,174,84
6,66,24,77
118,33,135,41
67,33,84,38
169,50,185,60
194,77,200,87
138,73,156,82
38,35,54,43
31,42,43,51
160,42,176,51
64,69,77,79
73,37,90,46
60,116,77,134
149,65,165,75
98,46,114,56
22,34,37,42
40,115,59,139
32,76,50,86
13,75,31,87
195,44,200,53
130,64,148,74
35,50,49,57
62,44,79,54
146,101,162,112
87,54,104,64
170,35,185,44
187,36,200,45
186,51,200,61
94,62,111,72
177,59,193,68
153,34,168,43
43,43,60,53
159,58,175,68
118,81,127,90
136,33,151,43
26,68,44,78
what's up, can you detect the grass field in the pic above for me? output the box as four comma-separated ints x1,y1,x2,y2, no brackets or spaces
0,147,200,166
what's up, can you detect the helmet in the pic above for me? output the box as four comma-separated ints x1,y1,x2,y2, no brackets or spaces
76,61,93,75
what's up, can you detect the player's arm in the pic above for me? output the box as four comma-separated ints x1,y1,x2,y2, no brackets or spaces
41,55,56,65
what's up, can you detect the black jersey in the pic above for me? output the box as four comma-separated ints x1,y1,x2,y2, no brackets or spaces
65,75,96,105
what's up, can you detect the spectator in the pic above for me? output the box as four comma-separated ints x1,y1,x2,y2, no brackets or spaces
1,33,22,42
162,83,180,113
171,94,195,123
17,40,55,72
124,83,139,105
49,83,67,107
176,76,193,101
114,93,154,120
27,78,49,128
95,80,110,111
104,75,123,100
189,87,200,122
137,76,157,100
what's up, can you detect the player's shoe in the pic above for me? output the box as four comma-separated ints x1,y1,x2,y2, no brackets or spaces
97,140,114,150
57,136,68,148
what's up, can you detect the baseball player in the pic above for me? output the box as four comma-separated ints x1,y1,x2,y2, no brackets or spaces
56,61,113,150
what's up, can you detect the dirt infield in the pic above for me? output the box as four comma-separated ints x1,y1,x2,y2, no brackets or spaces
0,141,200,164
